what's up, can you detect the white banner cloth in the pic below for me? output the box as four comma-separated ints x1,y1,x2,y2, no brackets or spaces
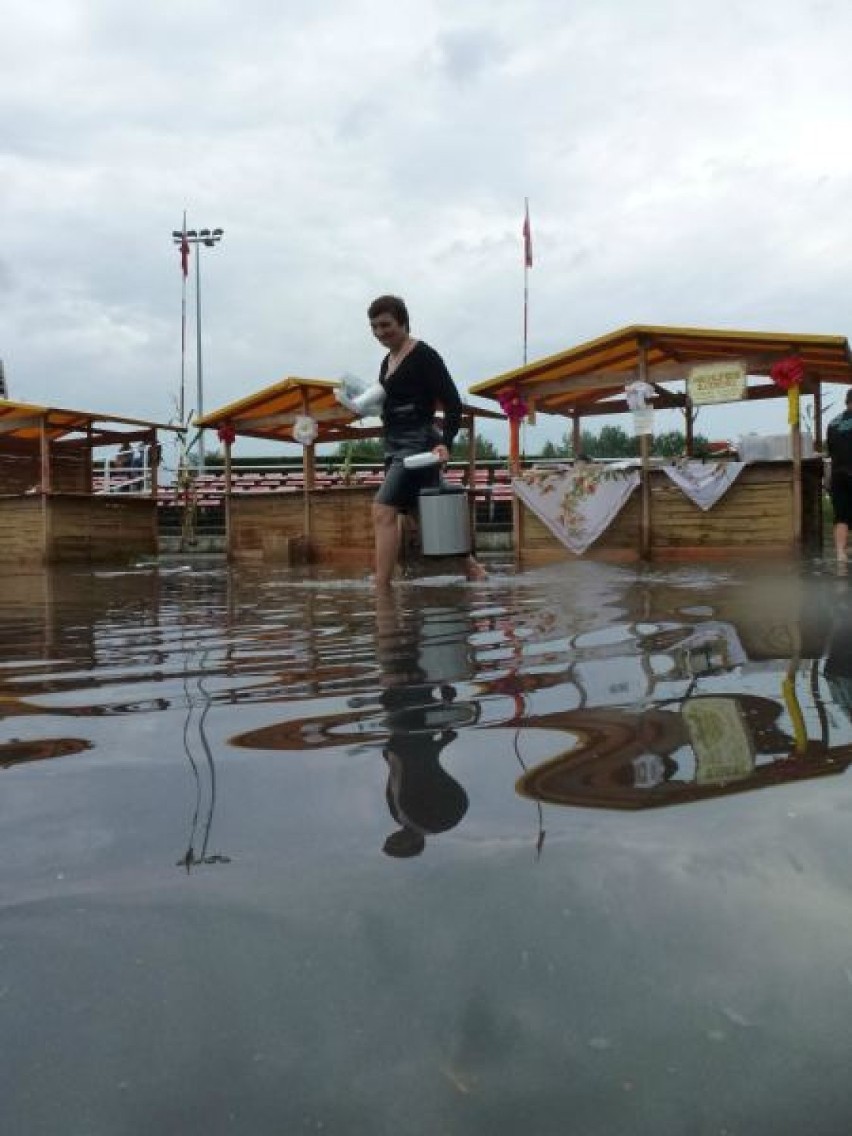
661,460,746,511
512,466,640,554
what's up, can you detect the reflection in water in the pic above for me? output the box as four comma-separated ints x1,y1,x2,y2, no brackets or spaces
176,635,231,872
8,565,852,1132
374,593,471,857
824,578,852,723
222,567,852,828
5,565,852,829
0,736,92,767
504,571,852,811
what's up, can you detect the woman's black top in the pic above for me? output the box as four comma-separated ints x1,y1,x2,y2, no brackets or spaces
379,341,462,456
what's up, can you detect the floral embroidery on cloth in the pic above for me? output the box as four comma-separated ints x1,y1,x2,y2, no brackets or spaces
512,466,640,554
661,460,745,511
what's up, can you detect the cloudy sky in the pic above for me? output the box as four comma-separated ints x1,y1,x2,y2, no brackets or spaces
4,0,852,454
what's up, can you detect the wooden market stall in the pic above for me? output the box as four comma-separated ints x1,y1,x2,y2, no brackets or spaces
0,399,178,566
469,325,852,564
195,377,502,564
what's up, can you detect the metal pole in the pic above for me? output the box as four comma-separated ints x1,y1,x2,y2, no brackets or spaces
195,242,205,473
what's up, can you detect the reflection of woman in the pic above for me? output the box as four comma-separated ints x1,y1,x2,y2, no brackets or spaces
367,294,487,588
382,726,469,858
824,583,852,721
375,591,471,857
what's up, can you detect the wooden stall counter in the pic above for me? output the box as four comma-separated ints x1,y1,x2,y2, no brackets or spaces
0,493,158,567
229,485,377,564
516,458,825,565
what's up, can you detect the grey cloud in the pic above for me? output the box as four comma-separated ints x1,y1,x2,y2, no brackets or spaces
1,0,852,449
433,28,508,85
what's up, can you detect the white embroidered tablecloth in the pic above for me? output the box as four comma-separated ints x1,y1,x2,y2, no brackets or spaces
661,460,746,511
512,466,640,554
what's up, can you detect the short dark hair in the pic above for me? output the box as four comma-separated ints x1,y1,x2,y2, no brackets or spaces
368,295,409,330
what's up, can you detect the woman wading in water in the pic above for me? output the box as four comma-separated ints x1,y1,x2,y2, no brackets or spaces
367,294,487,588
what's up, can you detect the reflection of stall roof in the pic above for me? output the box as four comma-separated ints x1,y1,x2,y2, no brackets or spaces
514,700,852,811
0,398,180,441
470,324,852,416
196,376,502,444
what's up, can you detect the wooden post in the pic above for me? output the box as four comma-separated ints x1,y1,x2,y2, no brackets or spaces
303,442,316,549
147,429,159,555
301,391,315,553
39,417,51,562
684,398,694,457
85,422,94,492
39,417,52,493
149,430,158,498
304,441,316,490
509,418,521,475
223,438,232,560
572,413,581,458
467,412,477,548
792,413,803,548
638,340,652,559
508,416,521,564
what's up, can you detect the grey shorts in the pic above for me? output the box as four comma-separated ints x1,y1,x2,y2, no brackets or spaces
375,455,441,510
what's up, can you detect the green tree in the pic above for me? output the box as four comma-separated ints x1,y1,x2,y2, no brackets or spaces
454,430,499,460
650,430,711,457
584,425,638,459
335,438,385,462
651,431,687,457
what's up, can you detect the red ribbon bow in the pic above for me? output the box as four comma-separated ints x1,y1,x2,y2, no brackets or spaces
770,357,805,391
217,423,237,445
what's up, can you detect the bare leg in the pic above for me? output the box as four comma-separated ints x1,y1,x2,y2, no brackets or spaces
373,502,401,588
835,522,849,562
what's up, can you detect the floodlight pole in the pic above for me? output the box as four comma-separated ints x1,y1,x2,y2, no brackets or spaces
172,225,224,473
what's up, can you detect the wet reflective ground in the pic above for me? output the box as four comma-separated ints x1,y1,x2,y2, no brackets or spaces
3,558,852,1134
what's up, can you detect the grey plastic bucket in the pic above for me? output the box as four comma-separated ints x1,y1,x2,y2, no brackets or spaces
418,485,471,557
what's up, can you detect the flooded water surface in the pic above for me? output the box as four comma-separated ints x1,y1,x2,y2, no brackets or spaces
3,559,852,1134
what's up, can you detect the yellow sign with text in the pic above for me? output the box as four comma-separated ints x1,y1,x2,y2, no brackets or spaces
687,361,747,405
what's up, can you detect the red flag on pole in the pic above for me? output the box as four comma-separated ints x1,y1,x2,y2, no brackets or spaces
523,199,533,268
180,212,190,278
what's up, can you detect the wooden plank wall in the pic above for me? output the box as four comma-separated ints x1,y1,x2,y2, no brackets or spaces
518,461,824,564
47,496,156,564
650,464,794,552
230,494,306,560
0,495,157,566
0,438,88,494
307,488,375,561
230,489,376,562
0,498,45,565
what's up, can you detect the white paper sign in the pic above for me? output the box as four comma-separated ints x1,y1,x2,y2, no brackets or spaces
687,361,747,405
631,408,654,436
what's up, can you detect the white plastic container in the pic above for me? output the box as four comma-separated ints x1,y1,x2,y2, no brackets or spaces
738,434,767,462
403,451,441,470
335,382,386,417
738,432,813,461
